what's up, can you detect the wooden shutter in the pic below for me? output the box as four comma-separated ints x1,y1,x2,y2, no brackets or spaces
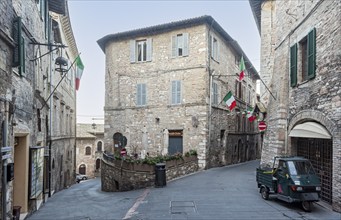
176,80,181,103
146,38,152,62
290,44,297,87
171,35,177,57
307,28,316,79
172,81,176,104
137,84,141,105
216,39,220,61
13,17,22,68
130,40,136,63
142,84,146,105
183,33,189,56
20,37,25,75
209,34,212,58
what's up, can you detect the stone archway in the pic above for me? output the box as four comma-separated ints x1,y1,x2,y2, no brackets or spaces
288,110,340,211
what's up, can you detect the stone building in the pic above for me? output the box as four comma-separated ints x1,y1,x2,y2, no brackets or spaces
97,15,261,169
0,0,80,218
250,0,341,212
76,123,104,178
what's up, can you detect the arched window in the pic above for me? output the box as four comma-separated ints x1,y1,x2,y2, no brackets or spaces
97,141,102,152
85,146,91,155
79,164,86,175
96,158,101,170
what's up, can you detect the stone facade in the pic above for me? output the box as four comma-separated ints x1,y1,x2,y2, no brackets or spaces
101,153,199,192
0,0,79,219
76,123,104,178
98,16,261,170
250,0,341,212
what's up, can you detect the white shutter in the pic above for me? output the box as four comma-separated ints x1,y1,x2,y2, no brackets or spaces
216,39,220,62
171,35,177,57
130,40,136,63
142,84,146,105
146,38,152,61
183,33,189,56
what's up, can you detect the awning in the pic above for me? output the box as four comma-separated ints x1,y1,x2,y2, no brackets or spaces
289,122,331,139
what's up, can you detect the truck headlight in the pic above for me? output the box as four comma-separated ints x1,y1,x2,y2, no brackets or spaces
316,186,321,191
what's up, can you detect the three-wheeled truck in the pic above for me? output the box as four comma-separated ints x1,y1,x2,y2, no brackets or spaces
256,156,321,212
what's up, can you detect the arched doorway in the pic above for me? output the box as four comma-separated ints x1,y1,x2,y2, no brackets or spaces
79,164,86,175
96,159,101,170
289,119,333,204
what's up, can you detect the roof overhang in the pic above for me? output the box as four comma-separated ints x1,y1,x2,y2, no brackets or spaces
49,0,66,15
289,122,331,139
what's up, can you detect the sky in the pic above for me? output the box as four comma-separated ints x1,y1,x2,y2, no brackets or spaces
68,0,260,124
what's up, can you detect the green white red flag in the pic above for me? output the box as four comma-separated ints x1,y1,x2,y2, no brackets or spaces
75,56,84,91
223,91,236,110
238,56,245,81
247,107,256,122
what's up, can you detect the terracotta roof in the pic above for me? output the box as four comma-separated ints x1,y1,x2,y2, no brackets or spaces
76,123,104,138
97,15,259,79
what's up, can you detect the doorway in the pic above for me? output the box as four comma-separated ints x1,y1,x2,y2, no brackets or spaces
13,135,29,213
168,130,183,155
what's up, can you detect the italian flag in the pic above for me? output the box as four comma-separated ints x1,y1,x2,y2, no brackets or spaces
247,107,256,122
223,91,236,111
75,56,84,91
238,56,245,82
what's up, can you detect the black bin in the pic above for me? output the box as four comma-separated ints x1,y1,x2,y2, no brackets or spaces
155,163,166,187
13,206,21,220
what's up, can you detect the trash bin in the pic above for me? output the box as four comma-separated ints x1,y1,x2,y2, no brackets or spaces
13,206,21,220
155,163,166,187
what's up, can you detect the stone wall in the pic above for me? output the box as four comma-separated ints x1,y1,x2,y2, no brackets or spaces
101,153,199,192
259,0,341,212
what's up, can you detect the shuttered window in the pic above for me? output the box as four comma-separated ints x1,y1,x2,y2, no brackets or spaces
171,80,181,104
137,83,146,106
13,17,25,76
307,28,316,79
130,38,152,63
171,33,189,57
290,44,297,87
212,82,218,105
210,35,219,62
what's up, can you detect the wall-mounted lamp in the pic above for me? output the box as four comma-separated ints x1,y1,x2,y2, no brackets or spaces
155,117,160,123
55,56,68,74
92,123,97,130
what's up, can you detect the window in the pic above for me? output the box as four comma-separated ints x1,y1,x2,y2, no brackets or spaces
290,28,316,87
172,33,189,57
85,146,91,155
130,38,152,63
212,82,218,105
209,35,219,61
97,141,102,152
171,80,181,104
235,80,243,99
13,17,25,76
137,83,146,106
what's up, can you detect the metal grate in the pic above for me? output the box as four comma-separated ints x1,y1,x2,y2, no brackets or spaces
297,138,332,203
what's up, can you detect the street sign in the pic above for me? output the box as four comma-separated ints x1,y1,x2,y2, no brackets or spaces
258,121,267,131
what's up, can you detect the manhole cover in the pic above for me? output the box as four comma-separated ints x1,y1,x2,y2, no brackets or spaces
170,201,197,214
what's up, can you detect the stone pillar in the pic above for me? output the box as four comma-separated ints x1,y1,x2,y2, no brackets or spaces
163,129,169,156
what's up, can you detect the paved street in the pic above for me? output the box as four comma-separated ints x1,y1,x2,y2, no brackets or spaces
27,160,340,220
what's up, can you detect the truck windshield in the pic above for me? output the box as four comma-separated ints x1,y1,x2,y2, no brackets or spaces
287,161,316,176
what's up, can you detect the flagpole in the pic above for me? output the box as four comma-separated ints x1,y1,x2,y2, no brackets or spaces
40,53,81,110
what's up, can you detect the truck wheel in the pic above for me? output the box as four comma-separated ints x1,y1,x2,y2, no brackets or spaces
261,187,269,200
301,201,312,212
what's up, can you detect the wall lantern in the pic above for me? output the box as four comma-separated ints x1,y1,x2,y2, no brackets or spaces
55,56,68,74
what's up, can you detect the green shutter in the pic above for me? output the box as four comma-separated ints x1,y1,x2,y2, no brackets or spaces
12,17,22,67
19,37,25,75
307,28,316,79
290,44,297,87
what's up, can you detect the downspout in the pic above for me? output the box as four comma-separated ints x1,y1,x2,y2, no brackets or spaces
48,35,53,198
2,101,8,220
207,19,214,168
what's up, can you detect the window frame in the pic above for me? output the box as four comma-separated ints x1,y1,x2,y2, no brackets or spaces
137,83,147,106
85,146,91,155
171,80,181,105
172,33,189,57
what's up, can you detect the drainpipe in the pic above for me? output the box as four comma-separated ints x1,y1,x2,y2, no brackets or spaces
48,39,53,198
2,101,8,220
